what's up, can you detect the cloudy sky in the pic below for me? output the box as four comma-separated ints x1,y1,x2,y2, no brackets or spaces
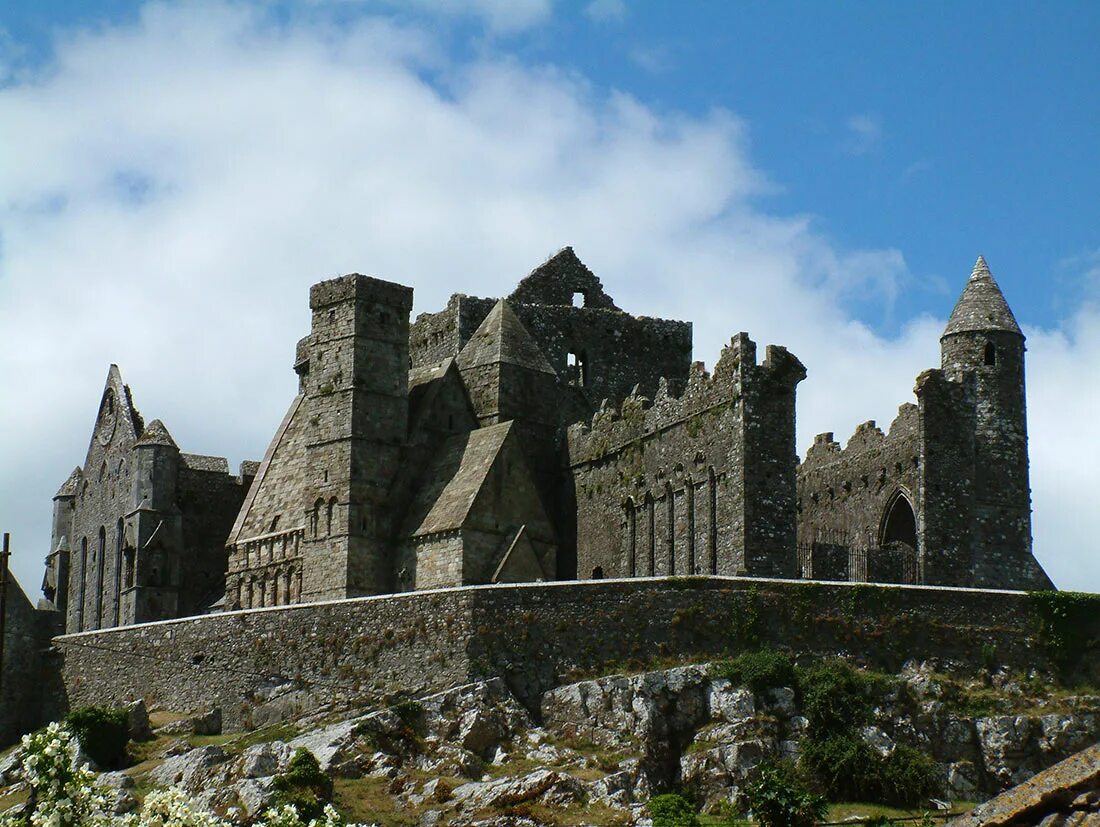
1,1,1098,595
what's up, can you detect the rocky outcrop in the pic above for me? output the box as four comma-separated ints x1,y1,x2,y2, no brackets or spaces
2,662,1097,825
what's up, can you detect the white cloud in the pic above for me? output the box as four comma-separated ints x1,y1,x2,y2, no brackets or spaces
585,0,626,24
0,2,1095,596
375,0,553,33
844,113,883,156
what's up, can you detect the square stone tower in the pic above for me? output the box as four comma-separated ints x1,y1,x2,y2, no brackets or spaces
300,275,414,600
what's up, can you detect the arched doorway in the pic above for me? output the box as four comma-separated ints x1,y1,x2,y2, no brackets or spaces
875,491,918,584
881,492,917,550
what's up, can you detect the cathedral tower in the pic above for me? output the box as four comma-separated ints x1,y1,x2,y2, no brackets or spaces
300,274,413,600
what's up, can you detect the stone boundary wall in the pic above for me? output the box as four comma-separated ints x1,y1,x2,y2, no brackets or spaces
53,578,1099,734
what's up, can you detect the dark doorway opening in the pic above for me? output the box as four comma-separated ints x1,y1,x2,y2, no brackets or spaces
882,493,917,550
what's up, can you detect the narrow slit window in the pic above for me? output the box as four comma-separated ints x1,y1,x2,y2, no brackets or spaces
984,341,996,366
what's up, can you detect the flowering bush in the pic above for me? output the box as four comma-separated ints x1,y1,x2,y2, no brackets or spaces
116,788,228,827
255,803,358,827
0,723,376,827
3,721,110,827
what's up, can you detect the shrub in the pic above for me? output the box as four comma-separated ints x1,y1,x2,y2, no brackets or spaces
801,735,941,807
64,705,130,769
272,748,332,822
713,650,796,694
12,722,109,827
796,659,884,735
879,745,942,807
799,733,879,801
645,793,700,827
738,760,825,827
390,699,423,732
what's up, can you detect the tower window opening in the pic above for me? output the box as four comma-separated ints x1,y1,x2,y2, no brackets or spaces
984,341,996,366
572,291,585,308
567,350,588,387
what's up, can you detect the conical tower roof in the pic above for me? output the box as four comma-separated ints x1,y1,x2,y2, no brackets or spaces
943,256,1022,337
135,419,178,448
457,300,556,375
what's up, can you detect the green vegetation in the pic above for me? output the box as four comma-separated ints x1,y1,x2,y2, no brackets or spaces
1028,590,1100,673
273,748,333,821
730,585,762,648
738,760,825,827
645,793,701,827
713,650,796,694
63,706,130,769
793,659,940,808
798,658,888,734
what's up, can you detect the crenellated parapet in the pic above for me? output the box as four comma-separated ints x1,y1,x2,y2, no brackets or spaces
796,404,922,582
569,333,804,582
568,333,803,467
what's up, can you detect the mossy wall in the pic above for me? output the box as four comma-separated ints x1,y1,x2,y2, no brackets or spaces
49,578,1100,740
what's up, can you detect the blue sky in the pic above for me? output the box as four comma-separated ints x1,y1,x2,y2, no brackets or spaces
6,1,1097,329
1,1,1098,593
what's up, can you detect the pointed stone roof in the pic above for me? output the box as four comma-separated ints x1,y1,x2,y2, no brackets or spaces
135,419,178,448
456,300,556,375
402,422,515,538
943,256,1023,337
54,467,83,498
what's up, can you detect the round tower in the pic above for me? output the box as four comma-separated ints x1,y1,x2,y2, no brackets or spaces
940,256,1033,584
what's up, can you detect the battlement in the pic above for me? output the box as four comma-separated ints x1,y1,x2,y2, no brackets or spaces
568,333,803,466
800,403,919,475
309,273,414,311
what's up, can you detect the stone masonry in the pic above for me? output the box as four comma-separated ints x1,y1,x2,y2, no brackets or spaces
797,257,1052,590
42,366,255,634
42,249,1053,636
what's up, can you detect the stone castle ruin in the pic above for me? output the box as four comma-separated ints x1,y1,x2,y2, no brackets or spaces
39,249,1052,636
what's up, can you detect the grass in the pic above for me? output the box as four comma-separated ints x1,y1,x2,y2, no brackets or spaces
0,788,29,815
491,800,634,826
824,800,977,822
147,710,190,728
332,773,465,827
187,722,299,752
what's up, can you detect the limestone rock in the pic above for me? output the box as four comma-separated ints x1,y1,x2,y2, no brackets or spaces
191,708,222,737
125,700,153,742
976,715,1036,787
706,680,755,724
451,768,586,812
232,777,278,819
288,718,367,775
0,750,21,786
420,679,531,759
237,741,292,779
98,771,138,815
679,738,770,813
150,745,230,791
861,725,896,757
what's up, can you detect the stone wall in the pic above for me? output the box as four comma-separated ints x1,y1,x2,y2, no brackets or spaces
569,334,804,582
1,575,62,746
797,405,921,580
51,578,1098,736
